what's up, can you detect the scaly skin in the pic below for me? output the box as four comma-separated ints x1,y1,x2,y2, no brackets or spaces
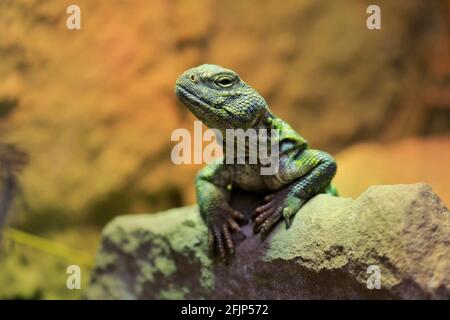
175,64,337,262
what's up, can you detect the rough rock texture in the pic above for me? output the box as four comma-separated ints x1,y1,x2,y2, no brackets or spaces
87,183,449,299
1,0,449,226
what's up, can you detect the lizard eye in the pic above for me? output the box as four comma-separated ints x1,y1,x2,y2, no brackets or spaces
215,76,235,88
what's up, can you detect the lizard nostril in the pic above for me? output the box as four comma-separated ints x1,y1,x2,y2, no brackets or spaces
189,74,197,82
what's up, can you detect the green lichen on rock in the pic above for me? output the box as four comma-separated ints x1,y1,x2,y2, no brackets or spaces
87,205,214,299
158,285,190,300
94,250,118,270
154,257,177,277
87,184,449,299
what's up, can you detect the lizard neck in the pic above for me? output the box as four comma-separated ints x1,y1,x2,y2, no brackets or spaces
248,108,274,131
221,109,280,162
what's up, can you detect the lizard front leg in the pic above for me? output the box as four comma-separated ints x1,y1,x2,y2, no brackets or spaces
254,149,337,240
196,160,246,262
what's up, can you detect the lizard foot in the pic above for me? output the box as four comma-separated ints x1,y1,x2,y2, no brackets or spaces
208,208,247,263
253,187,304,240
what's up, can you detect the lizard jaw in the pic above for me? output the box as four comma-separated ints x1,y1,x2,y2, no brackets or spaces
175,85,211,111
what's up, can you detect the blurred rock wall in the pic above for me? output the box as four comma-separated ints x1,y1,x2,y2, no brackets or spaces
0,0,448,227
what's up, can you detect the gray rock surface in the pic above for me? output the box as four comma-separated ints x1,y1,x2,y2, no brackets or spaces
87,183,449,299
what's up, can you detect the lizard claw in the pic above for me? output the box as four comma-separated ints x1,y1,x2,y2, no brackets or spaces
282,206,297,229
284,216,292,229
210,224,233,263
253,188,304,240
253,194,283,240
208,209,247,263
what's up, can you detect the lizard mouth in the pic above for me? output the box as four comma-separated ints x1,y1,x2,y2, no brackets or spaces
175,85,212,110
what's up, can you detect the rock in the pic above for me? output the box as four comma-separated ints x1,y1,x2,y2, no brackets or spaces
87,183,449,299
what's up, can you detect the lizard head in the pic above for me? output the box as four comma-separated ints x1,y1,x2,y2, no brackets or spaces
175,64,269,131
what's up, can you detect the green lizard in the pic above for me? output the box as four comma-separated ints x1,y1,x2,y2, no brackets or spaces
175,64,337,261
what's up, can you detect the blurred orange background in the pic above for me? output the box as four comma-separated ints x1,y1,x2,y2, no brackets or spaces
0,0,448,298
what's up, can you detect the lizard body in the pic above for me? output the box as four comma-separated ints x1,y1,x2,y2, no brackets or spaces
175,64,337,261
